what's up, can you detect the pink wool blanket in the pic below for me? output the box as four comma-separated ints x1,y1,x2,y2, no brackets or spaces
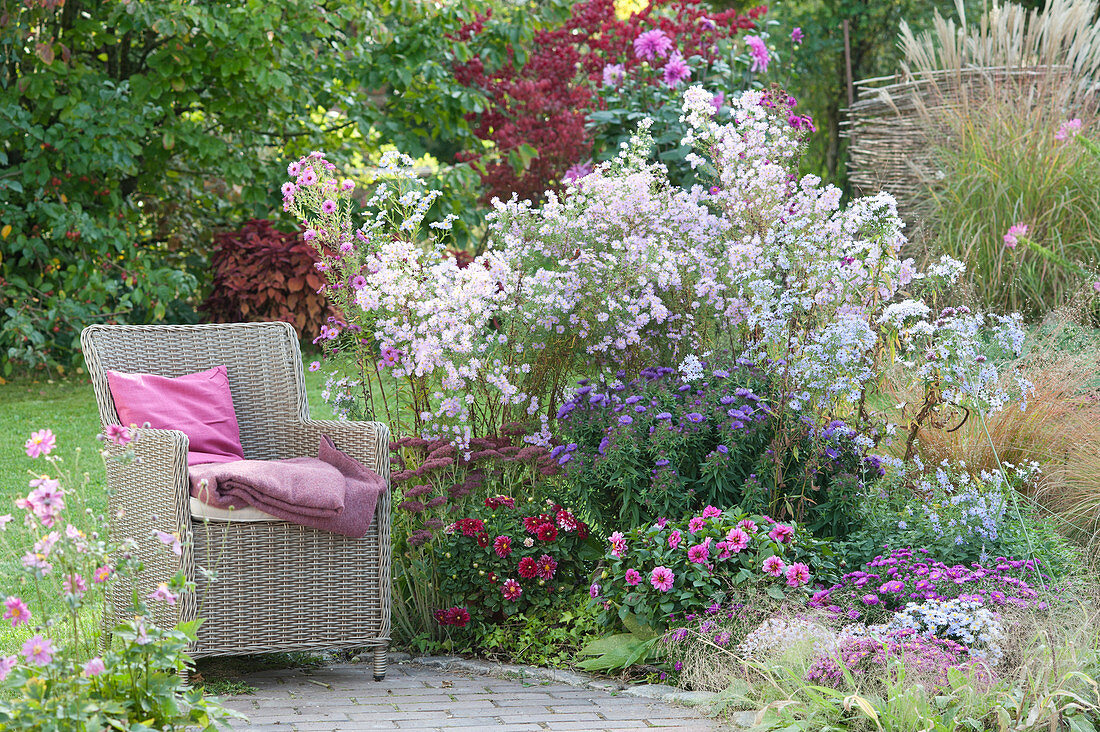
188,435,386,538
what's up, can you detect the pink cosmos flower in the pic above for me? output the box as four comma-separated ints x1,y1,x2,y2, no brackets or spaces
21,634,54,666
738,519,757,533
63,574,87,598
791,27,804,44
701,505,722,519
668,529,682,549
661,52,691,88
687,543,710,564
725,527,750,553
688,516,706,533
83,657,106,677
322,199,337,214
153,530,182,556
1055,118,1083,141
1004,222,1028,249
493,535,512,559
502,578,522,601
0,655,15,681
650,566,675,592
785,562,810,587
104,424,133,446
308,361,321,372
24,429,56,458
4,597,30,626
762,555,786,577
625,568,642,585
745,36,770,73
768,524,795,544
148,583,178,606
633,29,673,61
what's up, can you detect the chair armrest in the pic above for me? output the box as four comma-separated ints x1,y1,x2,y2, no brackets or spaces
102,427,193,629
282,419,391,484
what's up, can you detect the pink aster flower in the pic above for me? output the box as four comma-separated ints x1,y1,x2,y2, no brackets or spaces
352,274,368,290
0,655,15,681
862,594,880,605
661,52,691,88
281,182,296,198
745,35,769,73
767,524,795,544
688,516,706,533
24,429,56,458
668,529,682,549
4,597,30,627
785,562,810,587
321,199,337,214
625,568,642,585
298,168,318,186
341,179,355,192
687,543,710,564
493,535,512,559
725,527,750,553
502,578,522,601
762,555,786,577
1004,222,1028,249
148,583,177,606
21,634,54,666
1055,118,1083,141
287,161,302,177
634,29,673,61
82,657,106,677
650,566,675,592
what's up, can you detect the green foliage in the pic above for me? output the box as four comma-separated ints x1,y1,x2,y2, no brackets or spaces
576,631,661,672
200,220,329,336
469,598,602,668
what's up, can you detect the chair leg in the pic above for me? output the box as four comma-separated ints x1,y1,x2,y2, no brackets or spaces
373,644,388,681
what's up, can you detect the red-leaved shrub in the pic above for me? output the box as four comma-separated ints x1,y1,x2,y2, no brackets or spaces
453,0,764,203
201,219,330,335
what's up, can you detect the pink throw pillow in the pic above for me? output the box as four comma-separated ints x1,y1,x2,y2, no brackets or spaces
106,365,245,466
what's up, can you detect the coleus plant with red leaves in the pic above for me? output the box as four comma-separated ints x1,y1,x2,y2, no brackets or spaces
453,0,768,204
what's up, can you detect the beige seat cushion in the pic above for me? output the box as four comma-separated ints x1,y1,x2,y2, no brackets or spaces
189,497,281,523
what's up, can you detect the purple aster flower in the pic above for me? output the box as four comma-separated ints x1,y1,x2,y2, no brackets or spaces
656,412,672,420
661,52,691,88
618,415,634,425
563,160,593,184
321,199,337,214
686,412,704,423
633,29,673,61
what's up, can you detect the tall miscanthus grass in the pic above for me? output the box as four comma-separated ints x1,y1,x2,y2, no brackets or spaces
897,0,1100,315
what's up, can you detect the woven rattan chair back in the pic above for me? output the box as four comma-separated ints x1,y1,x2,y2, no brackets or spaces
82,321,308,460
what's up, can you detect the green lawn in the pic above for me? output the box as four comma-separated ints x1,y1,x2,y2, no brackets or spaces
0,366,336,654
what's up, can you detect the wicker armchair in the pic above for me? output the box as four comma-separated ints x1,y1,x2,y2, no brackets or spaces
80,322,392,680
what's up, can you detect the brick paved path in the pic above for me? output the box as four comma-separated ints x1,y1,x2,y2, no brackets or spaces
222,662,729,731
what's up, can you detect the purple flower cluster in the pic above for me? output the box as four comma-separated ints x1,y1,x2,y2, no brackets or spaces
805,628,987,690
810,547,1044,622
